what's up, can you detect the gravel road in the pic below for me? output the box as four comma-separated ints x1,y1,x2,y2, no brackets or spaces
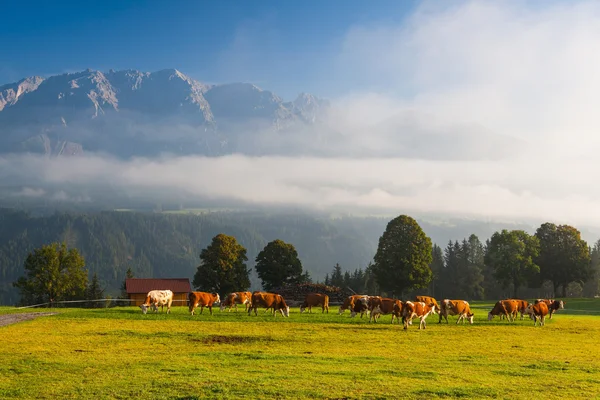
0,312,57,327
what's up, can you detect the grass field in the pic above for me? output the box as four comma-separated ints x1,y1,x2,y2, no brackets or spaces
1,300,600,399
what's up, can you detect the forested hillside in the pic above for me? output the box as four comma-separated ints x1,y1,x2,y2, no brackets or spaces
0,209,385,304
2,208,598,305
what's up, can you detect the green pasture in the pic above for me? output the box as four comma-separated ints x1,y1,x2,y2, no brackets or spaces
1,299,599,399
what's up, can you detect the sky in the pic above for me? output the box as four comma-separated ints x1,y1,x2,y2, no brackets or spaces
0,0,417,99
2,0,600,227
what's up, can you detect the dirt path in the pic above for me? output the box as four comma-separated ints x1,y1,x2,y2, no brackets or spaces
0,312,57,327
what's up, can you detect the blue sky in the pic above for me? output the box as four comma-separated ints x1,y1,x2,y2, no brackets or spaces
0,0,417,99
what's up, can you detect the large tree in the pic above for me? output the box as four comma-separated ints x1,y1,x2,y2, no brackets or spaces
458,235,485,300
372,215,433,297
535,223,592,297
255,239,304,290
13,242,88,305
484,230,539,298
193,234,250,296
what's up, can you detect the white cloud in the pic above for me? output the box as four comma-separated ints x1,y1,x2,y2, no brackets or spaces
335,0,600,156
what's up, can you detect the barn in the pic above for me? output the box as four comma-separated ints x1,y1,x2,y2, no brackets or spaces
125,278,192,307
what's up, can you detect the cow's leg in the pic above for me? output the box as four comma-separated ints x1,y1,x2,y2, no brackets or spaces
541,315,545,326
209,306,213,315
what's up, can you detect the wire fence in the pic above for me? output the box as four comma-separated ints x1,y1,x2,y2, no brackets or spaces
11,299,600,315
14,298,191,309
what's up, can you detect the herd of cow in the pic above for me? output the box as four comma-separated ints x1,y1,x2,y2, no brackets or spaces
139,290,565,329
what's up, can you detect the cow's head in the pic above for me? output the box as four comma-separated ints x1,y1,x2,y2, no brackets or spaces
281,305,290,317
556,300,565,309
466,312,475,324
487,312,494,321
213,293,221,304
300,305,307,313
140,304,149,314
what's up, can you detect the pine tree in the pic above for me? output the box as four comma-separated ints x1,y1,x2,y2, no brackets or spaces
86,272,105,308
330,263,344,287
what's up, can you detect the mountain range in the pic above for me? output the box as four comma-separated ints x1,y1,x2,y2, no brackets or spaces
0,68,526,160
0,69,329,157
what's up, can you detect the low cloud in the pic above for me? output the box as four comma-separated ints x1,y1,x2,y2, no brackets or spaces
0,152,599,226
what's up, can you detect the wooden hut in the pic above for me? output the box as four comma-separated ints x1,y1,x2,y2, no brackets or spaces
125,278,191,306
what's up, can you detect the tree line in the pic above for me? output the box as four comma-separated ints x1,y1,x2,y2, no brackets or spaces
12,214,599,305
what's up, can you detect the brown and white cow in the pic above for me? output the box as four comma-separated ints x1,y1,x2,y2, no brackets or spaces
505,299,529,320
439,299,474,324
402,301,437,330
220,291,252,312
300,293,329,314
415,296,440,314
339,295,367,315
488,299,519,322
535,299,564,319
249,291,290,318
140,290,173,314
188,292,221,315
369,297,402,324
526,301,549,326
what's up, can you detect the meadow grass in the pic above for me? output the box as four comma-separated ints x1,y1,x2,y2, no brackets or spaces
1,300,599,399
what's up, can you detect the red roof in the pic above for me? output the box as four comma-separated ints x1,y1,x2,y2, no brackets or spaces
125,278,191,294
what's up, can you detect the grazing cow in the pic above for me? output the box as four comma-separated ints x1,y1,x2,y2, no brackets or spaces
300,293,329,314
535,299,564,319
402,301,437,330
140,290,173,314
505,299,529,320
339,295,368,315
369,297,402,324
188,292,221,315
415,296,440,314
350,296,380,318
249,291,290,318
526,301,549,326
439,299,474,324
220,291,252,312
488,300,519,322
